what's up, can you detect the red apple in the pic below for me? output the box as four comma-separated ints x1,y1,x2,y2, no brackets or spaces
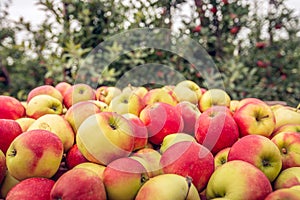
0,119,23,154
27,85,63,103
142,88,177,106
55,82,72,96
265,188,300,200
0,149,5,185
65,144,88,169
0,95,25,120
273,167,300,189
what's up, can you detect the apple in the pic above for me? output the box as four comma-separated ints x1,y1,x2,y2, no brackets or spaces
272,124,300,137
139,102,183,145
74,162,106,180
233,100,276,137
65,144,88,169
142,88,177,106
273,167,300,190
28,114,75,152
176,101,201,135
27,85,63,103
228,134,282,182
173,80,202,104
96,86,122,105
76,112,134,165
135,174,200,200
206,160,272,200
264,188,300,200
160,133,196,154
122,113,148,151
0,119,23,154
6,177,55,200
55,81,72,96
6,129,64,181
229,99,240,113
271,132,300,169
63,83,96,109
103,157,149,200
195,106,239,155
64,101,102,133
50,168,107,200
0,95,25,120
26,94,63,119
198,88,231,112
160,141,214,192
15,117,35,132
234,97,264,111
214,147,230,169
0,149,5,185
273,106,300,129
0,171,20,198
88,100,109,111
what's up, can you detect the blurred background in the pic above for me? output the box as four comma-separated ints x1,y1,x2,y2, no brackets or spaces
0,0,299,106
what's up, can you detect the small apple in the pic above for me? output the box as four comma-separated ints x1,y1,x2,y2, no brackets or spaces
0,119,23,154
15,117,35,132
214,147,230,169
65,144,88,169
96,86,122,105
55,81,72,96
228,134,282,182
198,88,231,112
74,162,106,180
142,88,177,106
273,167,300,190
160,133,196,154
6,129,64,180
173,80,202,104
6,177,55,200
50,168,107,200
0,95,25,120
27,85,63,103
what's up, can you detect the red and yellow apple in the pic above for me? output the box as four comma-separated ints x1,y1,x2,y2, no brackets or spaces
198,88,231,112
27,85,63,103
0,119,23,154
0,95,25,120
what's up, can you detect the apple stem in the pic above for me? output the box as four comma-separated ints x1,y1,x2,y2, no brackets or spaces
184,176,193,200
8,149,17,157
281,147,287,154
256,114,269,121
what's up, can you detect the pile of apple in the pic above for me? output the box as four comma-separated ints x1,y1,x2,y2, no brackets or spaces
0,80,300,200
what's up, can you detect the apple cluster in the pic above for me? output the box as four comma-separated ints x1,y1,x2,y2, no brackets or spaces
0,80,300,199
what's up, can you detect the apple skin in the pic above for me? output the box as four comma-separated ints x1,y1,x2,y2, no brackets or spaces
273,167,300,190
195,106,239,155
0,119,23,154
122,113,148,151
173,80,202,104
228,134,282,182
74,162,106,180
160,133,196,154
55,81,72,96
264,188,300,200
0,171,20,198
0,95,25,120
103,157,149,200
64,101,102,133
214,147,230,169
63,83,96,109
28,114,75,152
198,88,231,112
65,144,88,169
273,106,300,129
26,94,63,119
271,132,300,169
15,117,35,132
135,174,200,200
206,160,272,200
235,97,265,111
76,112,134,165
27,85,63,103
272,124,300,138
0,149,6,185
160,141,214,192
140,102,183,145
229,100,240,113
50,168,107,200
176,101,201,135
6,129,64,181
142,88,178,106
6,177,55,200
233,101,276,137
96,86,122,105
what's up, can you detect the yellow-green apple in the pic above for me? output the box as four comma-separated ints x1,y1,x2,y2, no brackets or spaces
198,88,231,112
233,100,276,137
206,160,272,200
229,99,239,113
195,106,239,155
122,113,148,151
130,148,162,178
273,106,300,129
103,157,149,200
55,81,72,96
27,85,63,103
271,132,300,169
65,144,88,169
26,94,63,119
142,88,178,106
0,95,25,120
160,141,214,192
135,174,200,200
15,117,35,132
273,167,300,190
139,102,183,145
160,133,196,154
76,112,134,165
28,114,75,152
173,80,202,104
214,147,230,169
228,134,282,182
6,177,55,200
176,101,201,135
50,168,107,200
272,124,300,137
6,129,63,180
64,101,102,133
96,86,122,105
63,83,96,109
264,188,300,200
74,162,106,180
0,171,19,198
0,149,5,185
0,119,23,154
122,85,148,99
